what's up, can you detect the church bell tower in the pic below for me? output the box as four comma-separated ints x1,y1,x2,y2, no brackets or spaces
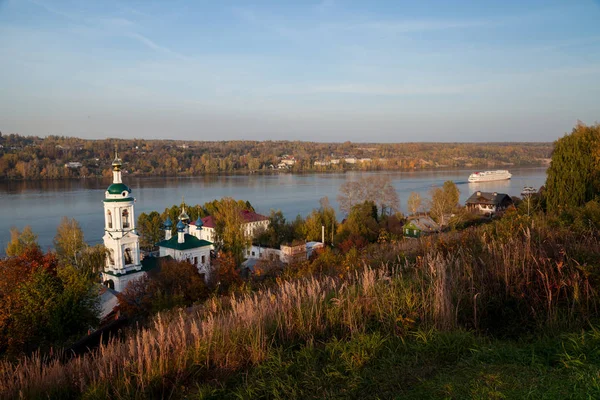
101,152,143,291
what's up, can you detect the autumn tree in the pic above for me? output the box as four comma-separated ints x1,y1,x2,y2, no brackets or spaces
407,192,422,215
6,225,39,256
212,251,242,293
54,217,86,265
429,181,460,227
0,247,98,355
213,198,251,265
147,258,208,312
336,201,380,243
302,197,338,244
256,209,296,248
546,122,600,212
337,175,399,216
137,211,164,250
76,244,107,282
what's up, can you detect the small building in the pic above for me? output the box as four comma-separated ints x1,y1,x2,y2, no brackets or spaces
65,162,83,168
244,241,324,266
280,242,307,264
403,216,440,238
306,241,324,258
465,191,513,217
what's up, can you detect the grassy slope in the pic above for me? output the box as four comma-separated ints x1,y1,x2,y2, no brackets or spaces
195,329,600,399
3,214,600,399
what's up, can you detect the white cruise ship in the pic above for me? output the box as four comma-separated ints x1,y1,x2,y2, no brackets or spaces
468,170,512,183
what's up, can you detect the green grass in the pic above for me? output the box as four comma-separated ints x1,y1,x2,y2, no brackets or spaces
191,329,600,400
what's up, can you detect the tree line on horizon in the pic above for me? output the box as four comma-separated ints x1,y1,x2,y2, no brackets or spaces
0,132,552,180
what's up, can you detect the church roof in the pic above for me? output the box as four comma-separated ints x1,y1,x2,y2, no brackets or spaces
106,183,131,195
104,183,133,202
465,191,512,206
156,234,212,251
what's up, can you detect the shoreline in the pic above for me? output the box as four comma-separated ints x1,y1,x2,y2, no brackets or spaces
0,162,549,183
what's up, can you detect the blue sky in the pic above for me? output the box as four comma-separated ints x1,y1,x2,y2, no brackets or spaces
1,0,599,142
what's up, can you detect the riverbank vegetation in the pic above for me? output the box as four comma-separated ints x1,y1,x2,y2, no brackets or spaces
0,123,599,398
0,132,551,180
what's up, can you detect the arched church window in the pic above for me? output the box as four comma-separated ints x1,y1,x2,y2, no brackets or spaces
108,249,115,266
122,209,130,229
124,248,133,265
107,210,112,229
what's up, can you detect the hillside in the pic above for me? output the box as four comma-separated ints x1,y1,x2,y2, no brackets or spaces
2,209,600,399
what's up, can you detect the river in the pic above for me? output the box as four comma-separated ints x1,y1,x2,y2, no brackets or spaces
0,167,547,253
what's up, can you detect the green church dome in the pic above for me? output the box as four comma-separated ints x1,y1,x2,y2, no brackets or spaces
107,183,131,195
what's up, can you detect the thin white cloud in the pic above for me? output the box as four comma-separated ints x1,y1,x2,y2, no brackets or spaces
27,0,188,61
127,33,189,61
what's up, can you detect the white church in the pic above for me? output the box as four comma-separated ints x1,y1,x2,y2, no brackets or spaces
101,154,212,291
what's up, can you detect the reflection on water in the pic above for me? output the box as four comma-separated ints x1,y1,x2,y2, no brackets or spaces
0,167,547,253
467,179,511,192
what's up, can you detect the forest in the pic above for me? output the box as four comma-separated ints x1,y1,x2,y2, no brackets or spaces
0,132,552,180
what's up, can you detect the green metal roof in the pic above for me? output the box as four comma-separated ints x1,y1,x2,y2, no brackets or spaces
107,183,131,195
103,197,134,203
157,234,212,251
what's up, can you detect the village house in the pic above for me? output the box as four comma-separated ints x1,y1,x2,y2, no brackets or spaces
403,216,440,238
465,191,514,217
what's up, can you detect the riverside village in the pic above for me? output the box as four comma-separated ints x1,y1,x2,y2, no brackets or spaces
99,152,518,320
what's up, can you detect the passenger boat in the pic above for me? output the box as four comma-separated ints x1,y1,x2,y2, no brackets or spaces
468,170,512,183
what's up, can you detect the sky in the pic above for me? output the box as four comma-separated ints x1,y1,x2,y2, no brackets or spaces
0,0,599,142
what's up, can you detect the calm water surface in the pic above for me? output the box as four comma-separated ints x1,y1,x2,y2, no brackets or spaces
0,167,547,253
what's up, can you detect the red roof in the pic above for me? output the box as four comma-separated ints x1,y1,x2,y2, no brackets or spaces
190,210,268,228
